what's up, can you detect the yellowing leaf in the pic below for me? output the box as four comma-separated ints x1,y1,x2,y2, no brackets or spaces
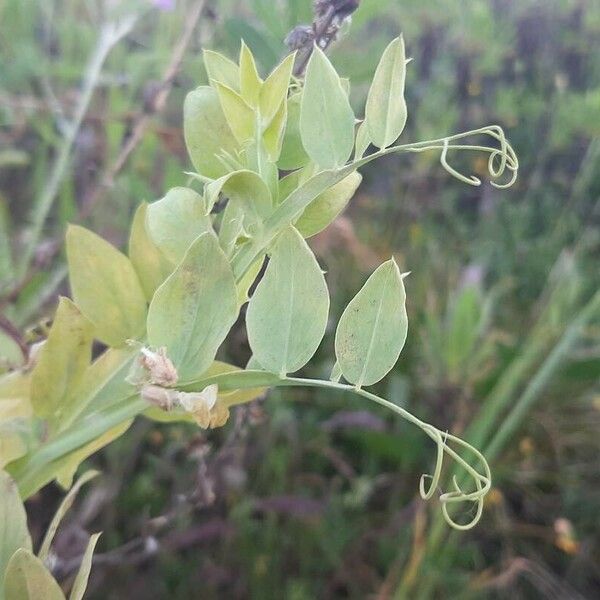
0,471,32,595
69,532,100,600
215,82,255,144
146,187,212,265
128,203,173,301
335,259,408,387
296,172,362,238
203,49,240,90
38,470,99,562
30,298,94,430
279,93,310,171
66,225,147,347
365,36,408,149
239,41,263,106
3,549,65,600
0,373,32,469
54,420,132,491
183,86,239,179
247,227,329,375
147,234,238,382
300,46,355,169
260,52,295,124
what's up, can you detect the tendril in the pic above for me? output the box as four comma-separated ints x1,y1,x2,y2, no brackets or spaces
374,124,519,190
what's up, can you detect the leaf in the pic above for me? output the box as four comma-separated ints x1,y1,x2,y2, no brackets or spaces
3,549,65,600
354,120,371,159
146,187,212,265
300,46,355,169
295,172,362,238
53,421,131,491
260,52,295,124
215,82,255,143
364,36,408,149
262,98,287,162
279,93,310,170
335,259,408,387
247,227,329,375
237,256,264,307
147,234,238,382
184,86,240,179
30,298,94,428
239,41,263,106
207,170,272,232
38,470,99,562
218,200,245,257
128,203,173,301
203,49,240,90
0,471,32,596
0,373,33,469
66,225,147,347
68,532,100,600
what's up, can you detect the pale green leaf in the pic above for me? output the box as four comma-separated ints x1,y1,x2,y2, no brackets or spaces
3,549,65,600
128,203,173,301
39,470,99,562
215,82,255,143
68,532,100,600
203,49,239,90
0,471,32,597
30,298,94,428
247,227,329,375
295,172,362,238
184,86,240,179
335,259,408,387
66,225,147,347
239,41,263,107
365,36,408,149
354,120,371,159
146,187,212,265
279,93,310,171
259,52,295,124
237,257,264,307
300,46,355,169
147,234,238,382
263,97,287,162
218,200,245,258
207,170,272,232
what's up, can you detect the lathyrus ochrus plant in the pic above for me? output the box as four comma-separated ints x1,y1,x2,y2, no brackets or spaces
0,37,519,580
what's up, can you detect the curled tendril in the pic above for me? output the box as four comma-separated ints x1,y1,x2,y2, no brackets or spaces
419,424,491,530
376,124,519,190
436,125,519,189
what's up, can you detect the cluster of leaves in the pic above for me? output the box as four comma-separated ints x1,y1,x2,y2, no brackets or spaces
1,36,518,584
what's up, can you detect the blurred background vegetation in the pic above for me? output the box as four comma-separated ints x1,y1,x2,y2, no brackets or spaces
1,0,599,598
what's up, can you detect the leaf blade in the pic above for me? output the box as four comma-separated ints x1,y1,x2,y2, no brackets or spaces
299,46,355,169
66,225,147,347
247,227,329,375
364,36,408,149
147,234,238,382
335,259,408,386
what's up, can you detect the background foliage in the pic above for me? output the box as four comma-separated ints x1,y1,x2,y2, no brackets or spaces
1,0,599,598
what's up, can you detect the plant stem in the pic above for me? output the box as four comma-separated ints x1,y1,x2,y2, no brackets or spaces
17,14,137,280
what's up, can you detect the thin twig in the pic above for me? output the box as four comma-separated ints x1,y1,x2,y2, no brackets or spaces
17,14,138,279
79,0,207,219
